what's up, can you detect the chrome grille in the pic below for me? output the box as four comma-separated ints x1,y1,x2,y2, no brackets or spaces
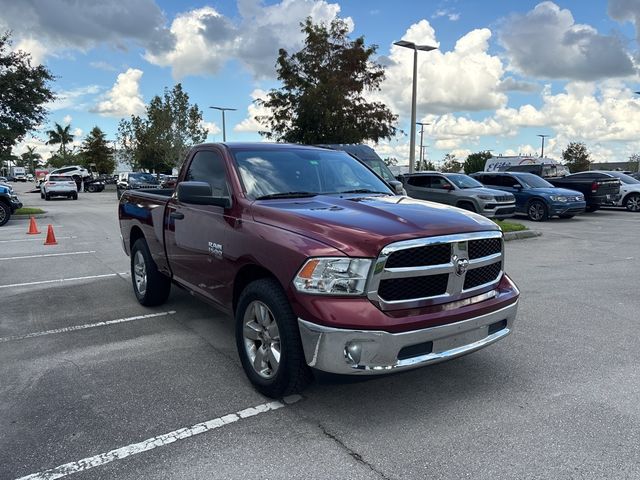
495,195,514,203
367,231,503,311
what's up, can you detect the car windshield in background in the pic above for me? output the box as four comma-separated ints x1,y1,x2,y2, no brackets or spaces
130,173,158,183
447,174,483,189
361,158,396,183
606,171,640,185
515,173,554,188
233,149,393,200
49,176,73,182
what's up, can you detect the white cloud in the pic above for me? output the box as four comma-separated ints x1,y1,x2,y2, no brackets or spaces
234,89,270,133
49,85,102,111
432,9,461,21
92,68,146,117
14,37,48,64
202,121,221,138
377,21,507,115
63,115,72,125
500,1,636,80
145,0,351,79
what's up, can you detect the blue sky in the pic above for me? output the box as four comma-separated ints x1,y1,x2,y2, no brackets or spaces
3,0,640,167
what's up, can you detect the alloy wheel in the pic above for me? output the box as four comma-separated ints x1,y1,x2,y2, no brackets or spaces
133,250,147,296
529,202,545,221
626,194,640,212
242,301,281,379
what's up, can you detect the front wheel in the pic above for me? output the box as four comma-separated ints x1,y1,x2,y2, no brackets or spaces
0,202,10,226
527,200,548,221
624,193,640,212
235,278,312,398
72,192,78,200
86,185,96,193
45,193,50,201
131,238,171,306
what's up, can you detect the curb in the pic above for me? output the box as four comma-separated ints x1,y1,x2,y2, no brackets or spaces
503,230,542,241
13,214,48,219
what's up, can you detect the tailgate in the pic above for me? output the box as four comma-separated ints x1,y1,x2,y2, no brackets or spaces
594,179,620,195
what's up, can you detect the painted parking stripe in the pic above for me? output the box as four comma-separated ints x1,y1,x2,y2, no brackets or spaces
0,236,76,243
15,396,302,480
0,272,128,289
0,311,176,343
0,251,96,261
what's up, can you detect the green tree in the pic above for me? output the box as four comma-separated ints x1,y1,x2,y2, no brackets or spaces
0,32,55,158
21,145,42,172
440,153,462,173
257,18,397,144
562,142,591,173
383,157,398,167
81,126,115,174
628,153,639,173
46,122,74,158
117,84,207,172
464,151,492,174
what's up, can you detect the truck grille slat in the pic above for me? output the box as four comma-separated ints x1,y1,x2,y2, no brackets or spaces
464,262,502,290
369,232,504,311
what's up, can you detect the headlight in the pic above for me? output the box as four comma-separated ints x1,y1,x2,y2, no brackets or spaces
477,195,495,201
294,258,372,295
550,195,568,202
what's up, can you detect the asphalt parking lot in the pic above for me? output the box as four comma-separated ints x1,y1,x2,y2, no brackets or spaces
1,182,639,480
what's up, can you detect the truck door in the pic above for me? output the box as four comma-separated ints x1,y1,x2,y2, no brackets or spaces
165,148,234,307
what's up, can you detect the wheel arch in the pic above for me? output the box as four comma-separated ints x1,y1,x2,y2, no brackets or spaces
233,264,279,314
456,199,478,212
622,191,640,204
129,225,145,252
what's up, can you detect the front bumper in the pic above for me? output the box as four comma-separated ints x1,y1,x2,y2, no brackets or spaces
298,299,518,375
550,200,586,216
11,197,23,212
479,201,516,219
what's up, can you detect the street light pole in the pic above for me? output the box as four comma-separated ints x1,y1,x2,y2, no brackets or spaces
416,122,430,170
537,134,549,158
209,106,237,142
393,40,437,173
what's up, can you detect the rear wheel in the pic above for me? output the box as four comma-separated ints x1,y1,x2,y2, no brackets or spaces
40,191,44,199
527,200,548,221
45,193,50,201
624,193,640,212
236,278,312,398
0,201,10,226
86,184,96,193
72,192,78,200
131,238,171,306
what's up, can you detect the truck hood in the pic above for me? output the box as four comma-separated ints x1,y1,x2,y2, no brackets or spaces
251,194,499,257
456,187,513,198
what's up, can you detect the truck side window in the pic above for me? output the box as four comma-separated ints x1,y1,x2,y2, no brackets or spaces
500,176,519,188
407,176,429,187
186,150,229,197
429,176,451,190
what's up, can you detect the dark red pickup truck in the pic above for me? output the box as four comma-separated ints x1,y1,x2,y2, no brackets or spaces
119,143,519,397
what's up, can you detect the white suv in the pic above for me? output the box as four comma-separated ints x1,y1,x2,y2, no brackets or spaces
589,171,640,212
41,175,78,200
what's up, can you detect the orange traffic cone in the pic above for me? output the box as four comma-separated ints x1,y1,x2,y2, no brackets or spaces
27,216,41,234
44,224,58,245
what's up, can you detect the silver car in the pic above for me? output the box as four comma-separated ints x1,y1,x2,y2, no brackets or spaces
401,172,516,218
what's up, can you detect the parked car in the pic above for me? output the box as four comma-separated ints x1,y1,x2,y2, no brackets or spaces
41,175,78,200
0,182,23,226
83,178,106,192
571,171,640,212
116,172,163,199
471,172,586,221
48,165,91,180
400,172,516,219
160,175,178,189
0,176,8,184
545,172,620,212
26,174,34,182
119,143,520,397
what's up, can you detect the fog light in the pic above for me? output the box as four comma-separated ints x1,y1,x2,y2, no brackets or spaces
345,342,362,365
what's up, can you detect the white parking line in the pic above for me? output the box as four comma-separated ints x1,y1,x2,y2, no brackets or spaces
15,396,302,480
0,311,176,343
0,236,76,243
0,251,96,261
0,272,128,289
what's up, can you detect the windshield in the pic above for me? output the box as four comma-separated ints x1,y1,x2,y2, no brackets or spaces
233,148,393,199
514,173,554,188
446,174,483,189
360,158,396,183
605,171,640,185
129,173,158,183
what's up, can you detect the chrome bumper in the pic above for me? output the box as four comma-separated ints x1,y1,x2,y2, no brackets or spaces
298,300,518,375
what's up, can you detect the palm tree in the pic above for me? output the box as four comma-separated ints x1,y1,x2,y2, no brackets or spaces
46,123,74,158
21,145,42,174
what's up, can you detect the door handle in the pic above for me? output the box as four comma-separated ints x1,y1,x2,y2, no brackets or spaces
170,211,184,220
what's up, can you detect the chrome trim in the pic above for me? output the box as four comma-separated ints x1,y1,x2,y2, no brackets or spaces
297,300,518,375
367,231,503,311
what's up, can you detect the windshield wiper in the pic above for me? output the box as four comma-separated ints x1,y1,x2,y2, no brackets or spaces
336,189,390,195
256,191,318,200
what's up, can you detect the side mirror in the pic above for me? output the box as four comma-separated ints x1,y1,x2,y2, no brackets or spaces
513,184,523,190
177,181,231,208
388,180,404,195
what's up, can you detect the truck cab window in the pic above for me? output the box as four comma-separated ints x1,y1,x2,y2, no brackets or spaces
186,150,229,196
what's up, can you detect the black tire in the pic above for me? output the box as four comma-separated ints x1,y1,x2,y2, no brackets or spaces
623,193,640,212
45,193,50,201
235,278,312,398
130,238,171,306
527,199,548,221
585,205,599,212
86,185,96,193
559,214,575,219
457,202,476,213
40,191,44,199
72,192,78,200
0,201,10,227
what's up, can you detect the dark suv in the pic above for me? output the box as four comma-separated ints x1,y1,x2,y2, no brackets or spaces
472,172,586,221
